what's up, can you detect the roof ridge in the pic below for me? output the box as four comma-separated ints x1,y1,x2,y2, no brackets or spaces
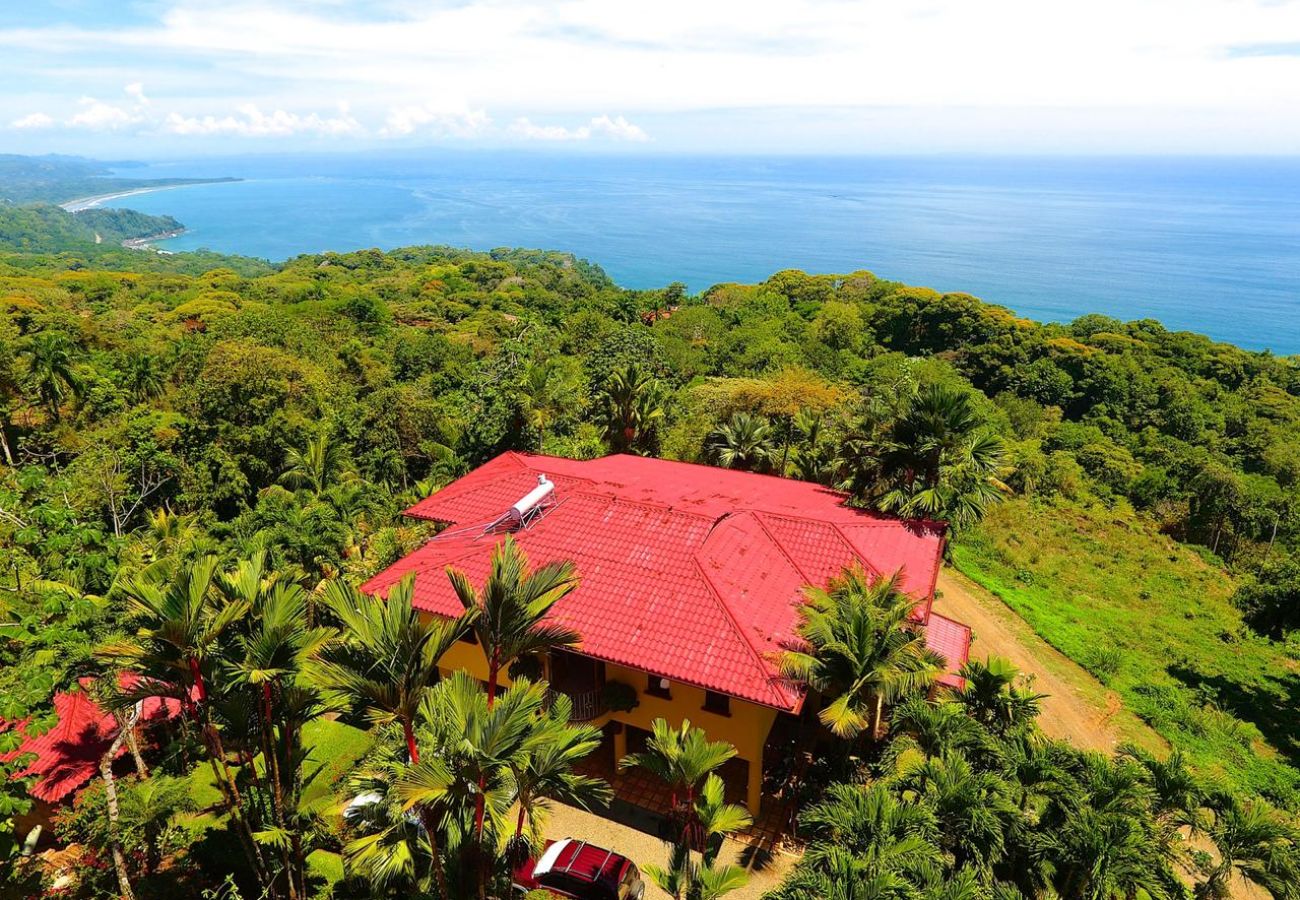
828,520,885,582
750,511,818,587
691,535,799,710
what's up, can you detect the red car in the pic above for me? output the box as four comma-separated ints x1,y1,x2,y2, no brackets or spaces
513,838,646,900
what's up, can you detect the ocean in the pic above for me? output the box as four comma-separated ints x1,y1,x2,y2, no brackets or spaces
101,153,1300,354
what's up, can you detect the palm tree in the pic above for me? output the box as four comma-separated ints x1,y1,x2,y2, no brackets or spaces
593,364,664,453
100,555,268,891
124,353,166,402
848,384,1006,530
691,772,752,862
227,575,334,900
955,657,1045,736
445,535,579,708
518,357,582,450
504,692,612,856
646,840,750,900
399,672,559,900
898,749,1016,868
1196,795,1300,900
882,696,990,767
315,575,475,764
619,718,738,844
779,567,945,742
23,331,81,422
279,431,351,494
776,783,943,900
706,412,777,473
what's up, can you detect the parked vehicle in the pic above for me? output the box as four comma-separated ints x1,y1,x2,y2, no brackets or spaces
514,838,645,900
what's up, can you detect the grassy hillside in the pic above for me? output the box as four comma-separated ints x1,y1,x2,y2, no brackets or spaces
956,498,1300,805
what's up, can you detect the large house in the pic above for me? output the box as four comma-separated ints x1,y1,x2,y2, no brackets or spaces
362,452,971,814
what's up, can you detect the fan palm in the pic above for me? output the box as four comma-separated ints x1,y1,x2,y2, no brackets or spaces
315,574,474,763
849,384,1006,530
707,412,777,473
593,364,664,453
779,567,945,741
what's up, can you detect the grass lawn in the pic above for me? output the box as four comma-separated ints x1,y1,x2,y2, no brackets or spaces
956,498,1300,806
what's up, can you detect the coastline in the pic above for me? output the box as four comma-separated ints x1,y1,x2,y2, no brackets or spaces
60,184,187,212
122,227,185,254
59,177,240,212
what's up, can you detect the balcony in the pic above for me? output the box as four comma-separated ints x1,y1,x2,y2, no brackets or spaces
548,649,607,722
551,686,607,722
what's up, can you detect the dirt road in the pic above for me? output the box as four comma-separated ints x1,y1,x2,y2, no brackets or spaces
933,568,1164,754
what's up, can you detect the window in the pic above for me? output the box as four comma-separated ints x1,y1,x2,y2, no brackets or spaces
703,691,731,716
646,675,671,699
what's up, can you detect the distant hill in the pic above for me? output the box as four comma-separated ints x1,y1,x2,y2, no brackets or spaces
0,153,237,205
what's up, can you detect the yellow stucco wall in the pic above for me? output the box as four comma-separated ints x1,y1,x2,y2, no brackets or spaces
600,663,778,766
429,633,781,812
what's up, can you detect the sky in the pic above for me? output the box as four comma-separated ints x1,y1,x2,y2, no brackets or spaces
2,0,1300,157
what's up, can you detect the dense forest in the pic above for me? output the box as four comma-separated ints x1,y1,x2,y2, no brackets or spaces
3,225,1300,898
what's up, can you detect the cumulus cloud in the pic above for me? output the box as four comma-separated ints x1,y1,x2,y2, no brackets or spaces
163,102,362,137
125,82,150,106
11,111,54,129
66,95,145,130
380,103,490,138
509,114,648,142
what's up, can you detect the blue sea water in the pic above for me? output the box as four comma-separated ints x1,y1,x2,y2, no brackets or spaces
104,153,1300,353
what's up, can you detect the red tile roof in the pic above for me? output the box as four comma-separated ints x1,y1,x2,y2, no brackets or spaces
1,677,180,804
363,452,969,712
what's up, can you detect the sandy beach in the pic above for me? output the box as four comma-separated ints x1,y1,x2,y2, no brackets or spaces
59,185,184,212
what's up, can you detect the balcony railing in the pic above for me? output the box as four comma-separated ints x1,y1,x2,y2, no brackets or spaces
549,687,607,722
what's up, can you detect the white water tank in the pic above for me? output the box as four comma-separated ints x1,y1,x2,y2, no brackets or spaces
510,475,554,521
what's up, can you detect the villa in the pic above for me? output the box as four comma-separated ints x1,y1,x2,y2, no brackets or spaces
361,452,971,815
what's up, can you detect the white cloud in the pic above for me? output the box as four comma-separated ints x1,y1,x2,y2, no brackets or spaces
66,95,144,130
125,82,150,106
509,114,649,142
380,103,490,138
1,0,1299,150
163,102,362,137
11,111,54,129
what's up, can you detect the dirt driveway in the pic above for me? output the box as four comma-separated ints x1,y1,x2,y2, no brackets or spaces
934,568,1165,754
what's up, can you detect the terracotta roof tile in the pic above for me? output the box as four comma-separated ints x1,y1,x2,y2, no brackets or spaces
364,453,966,711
